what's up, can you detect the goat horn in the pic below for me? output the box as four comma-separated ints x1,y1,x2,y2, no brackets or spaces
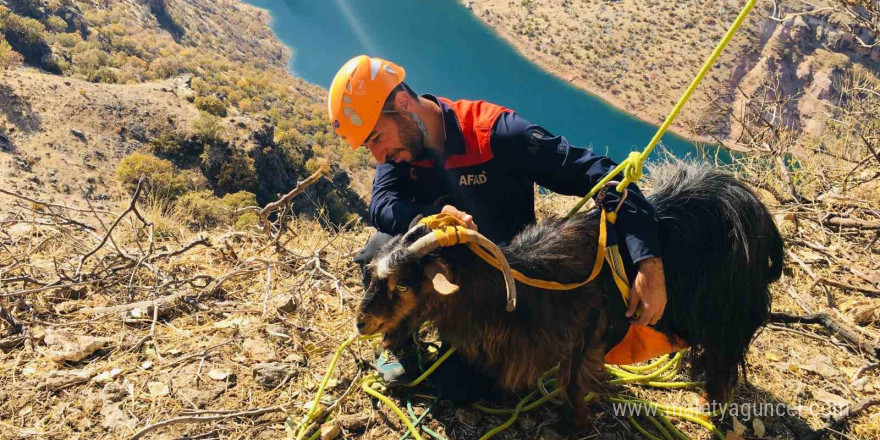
406,229,518,312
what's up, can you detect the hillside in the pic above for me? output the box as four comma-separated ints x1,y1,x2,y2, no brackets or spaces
463,0,880,147
1,1,879,440
0,0,370,223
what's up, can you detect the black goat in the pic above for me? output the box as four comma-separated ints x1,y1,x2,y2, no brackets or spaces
356,163,784,426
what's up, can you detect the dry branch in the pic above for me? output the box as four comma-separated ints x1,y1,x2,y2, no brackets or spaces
77,265,263,315
820,214,880,231
129,405,285,440
769,312,880,360
76,179,147,276
258,166,328,234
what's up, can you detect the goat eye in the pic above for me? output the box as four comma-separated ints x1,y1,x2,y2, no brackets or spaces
396,285,409,292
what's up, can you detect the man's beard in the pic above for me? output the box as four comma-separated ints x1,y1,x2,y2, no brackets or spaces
394,113,428,162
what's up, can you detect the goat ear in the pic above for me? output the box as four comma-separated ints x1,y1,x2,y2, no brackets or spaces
424,261,459,295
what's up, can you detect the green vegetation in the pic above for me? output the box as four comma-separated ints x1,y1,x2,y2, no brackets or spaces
0,36,20,69
115,153,190,200
194,95,227,117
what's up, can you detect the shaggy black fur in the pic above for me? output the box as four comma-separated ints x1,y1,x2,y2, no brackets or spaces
647,163,782,400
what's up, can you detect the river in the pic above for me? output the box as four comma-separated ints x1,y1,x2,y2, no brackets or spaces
244,0,702,161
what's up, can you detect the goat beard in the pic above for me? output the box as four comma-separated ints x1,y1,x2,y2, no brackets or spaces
382,315,420,349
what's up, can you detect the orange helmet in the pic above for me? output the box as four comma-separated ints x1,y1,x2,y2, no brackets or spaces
328,55,406,149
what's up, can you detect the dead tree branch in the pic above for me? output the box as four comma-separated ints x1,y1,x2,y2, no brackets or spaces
76,179,147,276
769,312,880,360
258,166,328,234
129,405,285,440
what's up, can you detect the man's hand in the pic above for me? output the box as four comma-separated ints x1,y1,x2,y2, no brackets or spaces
441,205,478,231
626,257,667,326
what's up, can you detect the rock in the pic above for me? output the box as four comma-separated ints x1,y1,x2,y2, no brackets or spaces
242,337,277,362
102,382,129,403
538,427,563,440
207,369,235,382
44,331,113,363
335,413,371,431
101,402,137,432
270,293,298,314
70,129,86,140
799,354,841,378
789,16,811,46
852,377,868,392
171,363,230,408
320,421,341,440
55,4,90,37
517,415,536,431
813,389,850,409
148,381,170,397
455,408,480,426
0,132,15,153
38,369,93,390
66,407,93,431
252,362,295,389
795,60,812,82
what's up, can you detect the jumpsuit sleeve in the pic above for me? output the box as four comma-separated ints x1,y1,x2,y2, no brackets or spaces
369,162,442,235
491,111,662,263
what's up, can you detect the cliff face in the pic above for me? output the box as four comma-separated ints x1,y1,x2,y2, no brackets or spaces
0,0,367,224
465,0,878,148
729,12,877,142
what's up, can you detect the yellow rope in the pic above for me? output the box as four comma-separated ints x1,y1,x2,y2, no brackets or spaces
566,0,760,218
419,212,608,290
362,376,425,440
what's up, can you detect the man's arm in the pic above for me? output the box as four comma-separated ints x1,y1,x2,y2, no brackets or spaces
370,163,441,235
491,112,661,263
492,112,666,325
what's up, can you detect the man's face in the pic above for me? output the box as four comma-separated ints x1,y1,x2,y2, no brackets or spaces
363,112,425,164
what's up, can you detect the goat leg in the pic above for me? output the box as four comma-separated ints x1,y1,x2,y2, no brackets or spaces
558,309,605,433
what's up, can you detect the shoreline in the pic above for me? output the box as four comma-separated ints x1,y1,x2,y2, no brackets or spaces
464,2,717,147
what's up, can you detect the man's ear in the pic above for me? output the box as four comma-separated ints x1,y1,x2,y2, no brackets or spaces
394,89,412,111
424,260,459,295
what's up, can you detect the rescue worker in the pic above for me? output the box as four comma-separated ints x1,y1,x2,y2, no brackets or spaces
327,55,668,399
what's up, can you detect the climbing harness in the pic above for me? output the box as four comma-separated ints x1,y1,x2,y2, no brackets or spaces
293,0,759,438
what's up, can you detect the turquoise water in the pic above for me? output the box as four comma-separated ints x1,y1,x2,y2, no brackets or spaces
244,0,702,161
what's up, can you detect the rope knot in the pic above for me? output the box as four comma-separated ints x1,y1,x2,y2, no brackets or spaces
618,151,645,192
419,214,471,247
